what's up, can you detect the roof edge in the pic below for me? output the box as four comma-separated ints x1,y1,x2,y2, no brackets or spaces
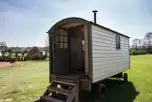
47,17,130,38
90,21,130,38
47,17,89,34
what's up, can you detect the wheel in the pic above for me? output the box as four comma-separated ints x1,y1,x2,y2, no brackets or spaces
100,84,107,93
98,84,107,98
124,73,128,82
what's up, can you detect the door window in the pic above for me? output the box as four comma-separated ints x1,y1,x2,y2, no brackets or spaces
81,40,84,52
56,29,68,49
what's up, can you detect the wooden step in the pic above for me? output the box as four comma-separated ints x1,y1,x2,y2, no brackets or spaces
53,79,76,86
48,87,71,95
41,95,64,102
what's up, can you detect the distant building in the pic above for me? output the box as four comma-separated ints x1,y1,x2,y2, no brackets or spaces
27,47,43,60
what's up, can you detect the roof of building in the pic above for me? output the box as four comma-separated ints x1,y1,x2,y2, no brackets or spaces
47,17,129,38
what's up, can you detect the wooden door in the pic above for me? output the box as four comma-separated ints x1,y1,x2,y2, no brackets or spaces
53,28,70,75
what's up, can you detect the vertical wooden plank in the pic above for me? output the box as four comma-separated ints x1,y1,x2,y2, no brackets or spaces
88,23,93,86
84,25,89,75
75,80,79,102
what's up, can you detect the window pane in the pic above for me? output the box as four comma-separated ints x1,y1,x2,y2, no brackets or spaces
56,30,60,35
116,35,120,49
82,45,84,51
64,37,68,42
64,43,68,49
60,36,64,42
60,29,67,36
64,32,68,36
59,29,63,35
60,33,64,36
62,32,65,36
82,40,84,45
118,36,120,48
60,43,64,48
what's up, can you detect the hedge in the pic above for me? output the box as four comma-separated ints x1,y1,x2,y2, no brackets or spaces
0,55,47,61
131,50,152,55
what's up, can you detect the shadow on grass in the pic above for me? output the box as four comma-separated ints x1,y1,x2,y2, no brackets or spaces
81,79,139,102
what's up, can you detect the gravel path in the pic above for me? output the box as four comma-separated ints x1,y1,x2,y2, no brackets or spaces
0,62,14,68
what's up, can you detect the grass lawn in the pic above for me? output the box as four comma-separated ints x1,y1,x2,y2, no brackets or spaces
0,55,152,102
98,55,152,102
0,61,49,102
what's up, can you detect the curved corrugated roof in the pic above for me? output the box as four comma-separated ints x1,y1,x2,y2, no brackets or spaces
47,17,129,38
47,17,89,33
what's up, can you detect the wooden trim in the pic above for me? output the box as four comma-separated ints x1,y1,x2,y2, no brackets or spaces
128,38,131,69
48,34,52,82
48,17,89,34
84,25,89,75
52,26,56,75
68,29,72,73
88,23,93,86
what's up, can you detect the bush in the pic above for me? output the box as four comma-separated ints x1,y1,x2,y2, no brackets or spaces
0,56,3,61
131,50,148,55
148,50,152,54
42,54,47,60
0,56,16,62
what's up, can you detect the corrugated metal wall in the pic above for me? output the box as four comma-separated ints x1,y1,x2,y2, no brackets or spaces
91,24,130,83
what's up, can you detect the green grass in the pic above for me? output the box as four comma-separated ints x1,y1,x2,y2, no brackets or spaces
0,61,49,102
97,55,152,102
0,55,152,102
127,55,152,102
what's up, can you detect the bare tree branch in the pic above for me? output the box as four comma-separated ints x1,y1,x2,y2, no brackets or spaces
0,41,7,52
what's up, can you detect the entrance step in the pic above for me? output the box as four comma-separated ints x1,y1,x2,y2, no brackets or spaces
41,95,64,102
39,77,79,102
48,87,71,95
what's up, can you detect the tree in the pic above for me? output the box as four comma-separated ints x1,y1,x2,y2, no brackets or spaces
45,36,49,47
132,38,142,51
7,48,12,54
44,35,49,54
0,41,7,52
144,32,152,50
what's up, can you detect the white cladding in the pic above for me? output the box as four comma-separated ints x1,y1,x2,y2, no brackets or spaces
91,24,130,83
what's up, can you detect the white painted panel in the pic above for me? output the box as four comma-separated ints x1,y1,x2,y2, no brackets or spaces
92,38,116,45
93,49,129,54
91,24,130,83
92,29,115,39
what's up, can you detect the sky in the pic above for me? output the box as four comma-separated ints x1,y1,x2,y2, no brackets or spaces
0,0,152,47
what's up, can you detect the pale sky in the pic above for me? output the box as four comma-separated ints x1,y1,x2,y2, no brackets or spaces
0,0,152,47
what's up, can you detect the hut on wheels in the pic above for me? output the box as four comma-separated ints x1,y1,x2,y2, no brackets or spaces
38,11,130,102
